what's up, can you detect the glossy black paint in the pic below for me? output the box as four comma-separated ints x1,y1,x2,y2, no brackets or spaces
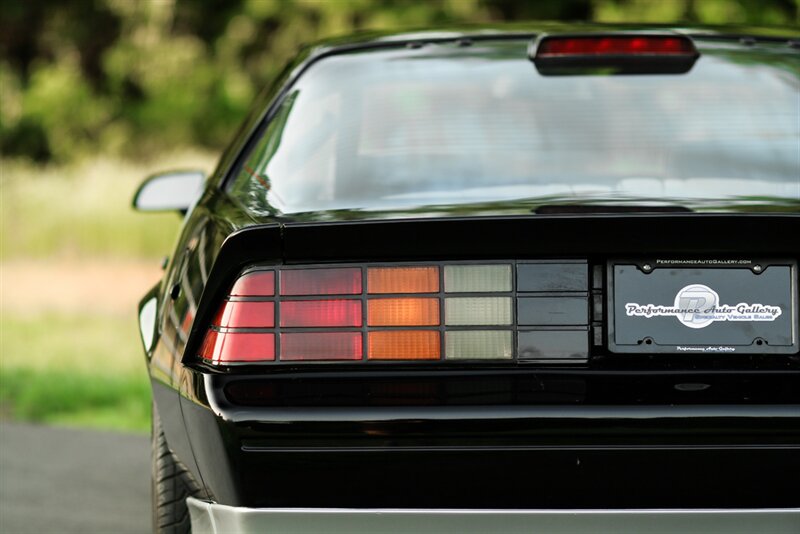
153,212,800,509
176,369,800,508
137,25,800,511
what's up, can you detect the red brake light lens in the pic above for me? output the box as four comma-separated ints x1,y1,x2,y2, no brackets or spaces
280,332,362,361
213,300,274,328
200,331,275,363
230,271,274,296
280,268,362,296
536,36,695,57
280,300,362,328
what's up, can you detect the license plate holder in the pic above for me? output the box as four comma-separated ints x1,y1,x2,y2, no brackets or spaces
608,259,798,354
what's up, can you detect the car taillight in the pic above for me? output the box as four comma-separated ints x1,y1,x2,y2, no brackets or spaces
368,330,440,360
199,262,590,365
280,300,362,327
280,267,361,295
281,332,362,361
367,266,439,294
200,331,275,363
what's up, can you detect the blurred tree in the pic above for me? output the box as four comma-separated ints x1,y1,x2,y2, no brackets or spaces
0,0,797,164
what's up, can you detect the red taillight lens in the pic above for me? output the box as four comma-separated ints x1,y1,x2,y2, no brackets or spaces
280,332,362,361
200,331,275,363
537,36,695,57
280,300,362,327
230,271,274,296
213,300,274,328
280,268,362,296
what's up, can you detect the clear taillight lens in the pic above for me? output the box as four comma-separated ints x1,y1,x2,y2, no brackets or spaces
444,265,511,293
444,297,512,326
445,331,512,360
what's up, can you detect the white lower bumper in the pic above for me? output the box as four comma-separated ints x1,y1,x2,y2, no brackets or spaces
187,498,800,534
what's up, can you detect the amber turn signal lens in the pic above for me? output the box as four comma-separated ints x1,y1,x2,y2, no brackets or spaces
368,330,440,360
367,298,439,326
367,266,439,294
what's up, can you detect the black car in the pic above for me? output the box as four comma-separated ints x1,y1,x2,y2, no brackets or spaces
134,24,800,533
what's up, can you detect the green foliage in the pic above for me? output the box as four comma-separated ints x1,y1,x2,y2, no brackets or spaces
0,367,151,433
0,312,151,433
1,0,796,163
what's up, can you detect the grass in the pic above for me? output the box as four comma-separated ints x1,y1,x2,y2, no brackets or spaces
0,312,151,433
0,151,215,260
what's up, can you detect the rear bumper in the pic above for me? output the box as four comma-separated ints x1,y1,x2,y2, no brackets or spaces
176,370,800,509
187,499,800,534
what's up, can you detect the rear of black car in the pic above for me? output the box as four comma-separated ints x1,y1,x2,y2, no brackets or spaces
141,27,800,533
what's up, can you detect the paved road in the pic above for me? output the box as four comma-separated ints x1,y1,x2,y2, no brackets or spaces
0,422,149,533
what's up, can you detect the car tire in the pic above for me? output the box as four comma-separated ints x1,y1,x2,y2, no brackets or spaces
152,404,206,534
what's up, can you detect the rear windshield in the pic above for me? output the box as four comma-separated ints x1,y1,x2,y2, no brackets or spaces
229,39,800,215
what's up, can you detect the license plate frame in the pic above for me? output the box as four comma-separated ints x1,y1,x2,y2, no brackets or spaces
607,258,798,355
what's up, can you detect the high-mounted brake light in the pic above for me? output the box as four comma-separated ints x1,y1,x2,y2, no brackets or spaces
530,34,699,75
536,36,694,57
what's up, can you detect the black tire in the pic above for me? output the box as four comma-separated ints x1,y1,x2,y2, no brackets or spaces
152,404,206,534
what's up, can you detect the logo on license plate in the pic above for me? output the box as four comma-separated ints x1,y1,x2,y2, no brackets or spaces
625,284,782,329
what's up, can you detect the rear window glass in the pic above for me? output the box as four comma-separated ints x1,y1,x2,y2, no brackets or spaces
229,40,800,215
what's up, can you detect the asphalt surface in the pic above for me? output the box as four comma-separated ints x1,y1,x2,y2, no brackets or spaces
0,422,150,533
